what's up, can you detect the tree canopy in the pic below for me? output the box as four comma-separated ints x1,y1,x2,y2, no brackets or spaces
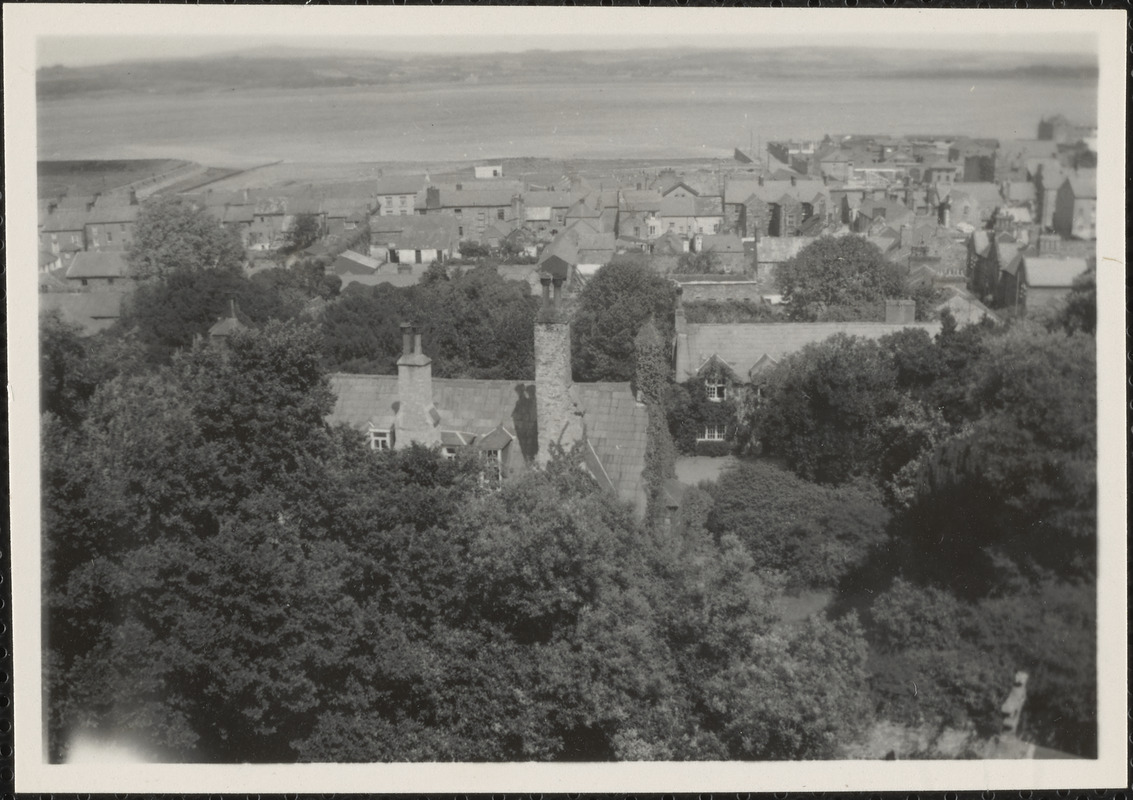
571,261,679,383
774,235,906,321
320,265,538,379
126,196,246,280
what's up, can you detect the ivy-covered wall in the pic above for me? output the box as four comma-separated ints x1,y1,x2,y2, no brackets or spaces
664,358,742,456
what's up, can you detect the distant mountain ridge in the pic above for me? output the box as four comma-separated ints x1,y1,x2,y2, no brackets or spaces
37,46,1097,100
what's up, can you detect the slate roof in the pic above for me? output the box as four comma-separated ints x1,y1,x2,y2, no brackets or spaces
946,182,1004,211
524,191,574,209
1022,257,1088,288
676,320,942,381
223,205,255,224
1003,182,1037,204
333,250,382,275
1065,171,1096,199
436,185,518,208
66,250,129,280
375,175,426,196
326,373,648,509
85,205,140,225
566,198,601,219
724,179,828,206
40,292,123,335
619,189,663,213
41,211,89,233
659,194,723,218
371,214,459,250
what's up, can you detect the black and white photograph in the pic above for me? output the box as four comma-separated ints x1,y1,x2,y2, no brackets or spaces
4,4,1126,793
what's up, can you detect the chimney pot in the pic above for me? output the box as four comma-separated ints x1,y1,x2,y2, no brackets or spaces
400,322,414,355
414,333,423,355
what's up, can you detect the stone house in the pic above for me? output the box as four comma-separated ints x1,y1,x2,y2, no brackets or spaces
671,300,941,446
374,175,425,217
997,256,1088,314
422,183,522,242
370,213,459,266
64,250,132,291
84,204,139,251
1051,172,1096,240
326,276,649,515
725,177,829,238
40,210,89,258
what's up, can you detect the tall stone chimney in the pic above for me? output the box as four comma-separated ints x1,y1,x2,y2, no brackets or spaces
535,274,584,463
395,322,442,448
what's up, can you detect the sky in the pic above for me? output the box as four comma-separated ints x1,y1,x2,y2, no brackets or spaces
33,7,1098,68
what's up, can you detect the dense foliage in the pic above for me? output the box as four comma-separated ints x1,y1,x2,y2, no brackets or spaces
320,265,538,379
126,196,246,280
44,321,876,762
738,308,1097,756
571,261,680,382
774,235,907,321
40,231,1098,761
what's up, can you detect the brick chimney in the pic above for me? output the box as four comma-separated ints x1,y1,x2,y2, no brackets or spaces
395,322,442,447
535,274,584,463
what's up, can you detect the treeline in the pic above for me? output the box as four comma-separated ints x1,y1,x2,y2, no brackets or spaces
43,313,876,762
41,199,1098,760
731,270,1097,756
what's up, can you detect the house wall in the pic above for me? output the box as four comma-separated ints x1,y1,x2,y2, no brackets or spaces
45,230,86,255
1070,199,1096,240
84,222,134,251
378,194,416,216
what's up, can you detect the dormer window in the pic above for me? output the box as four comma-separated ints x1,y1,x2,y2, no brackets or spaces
705,379,727,402
442,446,458,460
368,428,392,451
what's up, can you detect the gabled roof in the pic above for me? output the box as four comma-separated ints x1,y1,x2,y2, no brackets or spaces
40,292,123,334
1063,171,1096,199
222,205,255,224
725,179,829,206
333,250,382,275
436,185,518,208
946,182,1004,211
374,175,426,196
970,230,991,256
619,189,663,213
372,214,459,250
565,197,601,219
1022,256,1088,288
651,231,686,256
85,205,140,225
66,250,129,280
677,321,942,381
326,374,648,509
524,191,574,209
1002,182,1037,204
41,211,89,232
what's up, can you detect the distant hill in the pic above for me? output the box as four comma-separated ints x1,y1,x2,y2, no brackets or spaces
37,46,1097,100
